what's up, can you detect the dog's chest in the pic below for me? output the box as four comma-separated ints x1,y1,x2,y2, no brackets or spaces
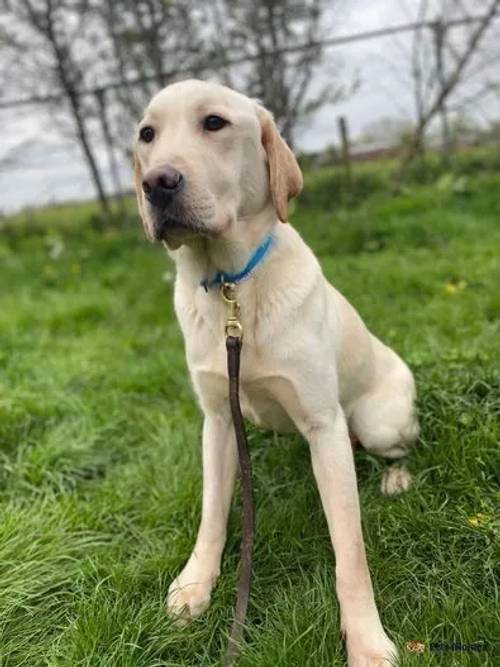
178,287,322,433
240,377,296,432
190,337,299,432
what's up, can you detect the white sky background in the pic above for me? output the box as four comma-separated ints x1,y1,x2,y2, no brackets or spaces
0,0,499,213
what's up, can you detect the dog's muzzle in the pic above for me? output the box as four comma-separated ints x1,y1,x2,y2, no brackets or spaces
142,165,188,240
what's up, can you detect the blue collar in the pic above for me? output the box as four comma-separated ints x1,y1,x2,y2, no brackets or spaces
201,233,275,291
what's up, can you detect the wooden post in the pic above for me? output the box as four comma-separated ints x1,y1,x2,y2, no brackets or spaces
337,115,351,186
432,19,451,163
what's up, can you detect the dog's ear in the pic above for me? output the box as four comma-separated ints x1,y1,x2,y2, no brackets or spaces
256,105,303,223
133,151,153,241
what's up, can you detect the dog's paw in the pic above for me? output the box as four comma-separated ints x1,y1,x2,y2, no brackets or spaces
166,577,213,624
380,463,411,496
347,635,398,667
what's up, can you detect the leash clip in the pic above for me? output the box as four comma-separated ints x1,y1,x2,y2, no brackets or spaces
221,282,243,340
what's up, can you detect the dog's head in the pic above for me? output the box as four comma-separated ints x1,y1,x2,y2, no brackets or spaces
133,79,303,247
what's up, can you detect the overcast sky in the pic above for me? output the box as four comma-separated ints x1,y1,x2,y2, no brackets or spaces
1,0,499,213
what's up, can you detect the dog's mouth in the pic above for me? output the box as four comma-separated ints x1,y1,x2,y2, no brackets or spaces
146,195,217,244
152,216,192,241
149,208,206,242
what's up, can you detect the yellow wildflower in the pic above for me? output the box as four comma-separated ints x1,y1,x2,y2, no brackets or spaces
468,512,490,527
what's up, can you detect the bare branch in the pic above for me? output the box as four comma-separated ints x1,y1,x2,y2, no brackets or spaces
397,0,500,177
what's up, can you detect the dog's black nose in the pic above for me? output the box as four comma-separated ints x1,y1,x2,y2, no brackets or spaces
142,165,184,202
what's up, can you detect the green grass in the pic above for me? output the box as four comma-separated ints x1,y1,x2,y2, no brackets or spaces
0,164,499,666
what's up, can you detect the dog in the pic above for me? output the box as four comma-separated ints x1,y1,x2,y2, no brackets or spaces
134,79,419,666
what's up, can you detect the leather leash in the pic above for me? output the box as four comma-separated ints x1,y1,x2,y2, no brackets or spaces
221,283,254,667
219,283,358,664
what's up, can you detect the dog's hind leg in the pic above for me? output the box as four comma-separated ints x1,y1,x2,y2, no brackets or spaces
348,354,419,495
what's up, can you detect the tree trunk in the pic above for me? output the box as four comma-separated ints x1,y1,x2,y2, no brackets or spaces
68,92,110,216
95,89,125,213
42,1,110,216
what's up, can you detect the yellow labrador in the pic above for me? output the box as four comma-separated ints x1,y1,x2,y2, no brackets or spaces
134,79,419,666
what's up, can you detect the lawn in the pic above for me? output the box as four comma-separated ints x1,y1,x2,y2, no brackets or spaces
0,163,499,666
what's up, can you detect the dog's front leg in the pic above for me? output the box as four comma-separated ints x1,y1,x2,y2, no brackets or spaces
167,410,237,622
306,406,397,666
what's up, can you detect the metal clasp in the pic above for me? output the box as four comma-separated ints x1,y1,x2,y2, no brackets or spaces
221,282,243,339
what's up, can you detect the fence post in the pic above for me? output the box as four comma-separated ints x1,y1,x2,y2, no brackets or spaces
432,18,452,164
337,115,351,187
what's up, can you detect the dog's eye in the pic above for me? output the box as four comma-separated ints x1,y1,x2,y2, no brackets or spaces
139,126,155,143
203,115,229,132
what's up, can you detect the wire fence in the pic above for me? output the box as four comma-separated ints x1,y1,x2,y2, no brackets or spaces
0,14,493,110
1,11,499,213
